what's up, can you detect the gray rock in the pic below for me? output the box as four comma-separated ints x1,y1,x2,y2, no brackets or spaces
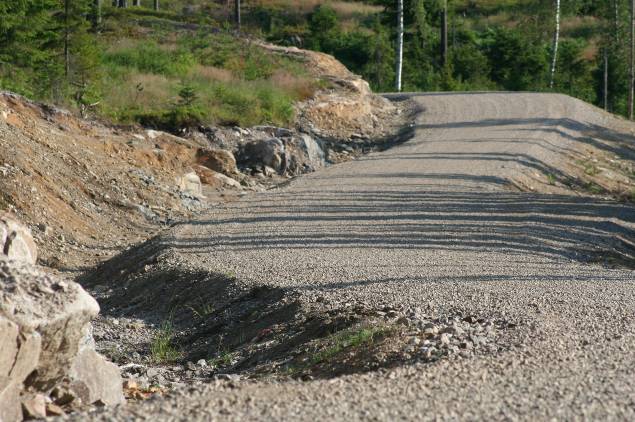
0,258,99,390
0,378,21,422
196,148,238,176
179,172,203,198
21,393,47,419
0,317,19,377
68,349,124,406
238,138,285,172
0,212,37,264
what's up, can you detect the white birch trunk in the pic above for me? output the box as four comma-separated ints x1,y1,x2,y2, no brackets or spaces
395,0,404,92
630,0,634,120
549,0,561,89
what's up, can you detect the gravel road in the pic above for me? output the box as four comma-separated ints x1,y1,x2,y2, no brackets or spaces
84,93,635,420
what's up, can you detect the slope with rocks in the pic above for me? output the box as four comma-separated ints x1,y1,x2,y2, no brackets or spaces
0,45,408,273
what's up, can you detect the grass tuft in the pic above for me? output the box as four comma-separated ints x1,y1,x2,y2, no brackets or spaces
150,320,182,363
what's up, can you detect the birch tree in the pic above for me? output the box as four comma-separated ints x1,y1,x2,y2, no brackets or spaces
235,0,241,32
395,0,403,91
153,0,159,11
441,0,448,67
630,0,634,120
549,0,561,88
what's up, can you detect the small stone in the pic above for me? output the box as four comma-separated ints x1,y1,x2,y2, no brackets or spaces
21,394,47,419
197,359,207,368
123,379,138,390
146,368,160,378
440,333,452,345
45,403,65,416
409,337,421,346
459,341,473,350
463,316,478,324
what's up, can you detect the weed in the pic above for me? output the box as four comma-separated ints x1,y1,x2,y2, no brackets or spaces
546,174,556,185
150,320,182,363
584,164,599,176
209,351,235,367
311,326,387,365
585,181,604,194
188,303,215,319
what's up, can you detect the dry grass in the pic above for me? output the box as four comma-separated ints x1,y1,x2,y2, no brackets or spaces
101,72,173,118
270,69,316,100
190,65,236,83
252,0,381,17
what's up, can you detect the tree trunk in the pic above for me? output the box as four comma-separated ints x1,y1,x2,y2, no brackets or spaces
153,0,159,11
118,0,127,8
235,0,241,32
630,0,634,120
395,0,403,92
133,0,140,6
64,0,70,78
93,0,101,30
602,47,609,111
549,0,561,89
441,0,448,67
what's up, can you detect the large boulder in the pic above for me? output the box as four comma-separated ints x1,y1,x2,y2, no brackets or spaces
196,148,238,176
0,258,99,391
178,172,203,197
237,138,286,172
287,134,325,173
0,256,124,419
0,212,37,265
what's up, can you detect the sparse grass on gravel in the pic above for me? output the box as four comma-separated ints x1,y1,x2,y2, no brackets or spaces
150,320,182,363
311,325,388,365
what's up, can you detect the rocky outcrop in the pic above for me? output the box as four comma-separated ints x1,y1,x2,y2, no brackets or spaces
0,219,123,420
196,148,238,176
0,212,37,265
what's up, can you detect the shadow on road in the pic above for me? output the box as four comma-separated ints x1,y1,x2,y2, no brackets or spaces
171,187,635,267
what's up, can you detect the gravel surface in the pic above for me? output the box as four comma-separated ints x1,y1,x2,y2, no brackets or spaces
75,93,635,421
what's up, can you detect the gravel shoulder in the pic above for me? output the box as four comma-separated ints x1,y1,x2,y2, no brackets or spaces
75,92,635,421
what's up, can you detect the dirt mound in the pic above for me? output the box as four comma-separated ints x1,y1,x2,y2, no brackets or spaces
80,236,516,391
260,43,404,142
0,92,218,270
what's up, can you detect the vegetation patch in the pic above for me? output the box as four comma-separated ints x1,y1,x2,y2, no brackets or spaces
150,320,182,364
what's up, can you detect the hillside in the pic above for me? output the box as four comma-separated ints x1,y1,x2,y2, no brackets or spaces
0,44,406,272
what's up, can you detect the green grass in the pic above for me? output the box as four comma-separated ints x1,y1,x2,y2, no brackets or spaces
208,351,235,367
188,303,215,319
311,326,386,365
97,32,313,129
150,320,182,363
546,173,556,185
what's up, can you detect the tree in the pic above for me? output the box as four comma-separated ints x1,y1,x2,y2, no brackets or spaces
630,0,634,119
235,0,241,32
395,0,403,91
441,0,448,67
92,0,101,30
549,0,561,88
154,0,159,11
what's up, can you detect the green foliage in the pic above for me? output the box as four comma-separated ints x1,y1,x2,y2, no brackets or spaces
104,42,195,77
3,0,635,124
311,326,386,365
150,320,182,363
483,27,548,91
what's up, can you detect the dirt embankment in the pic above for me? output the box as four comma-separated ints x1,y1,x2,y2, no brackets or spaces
0,46,410,272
